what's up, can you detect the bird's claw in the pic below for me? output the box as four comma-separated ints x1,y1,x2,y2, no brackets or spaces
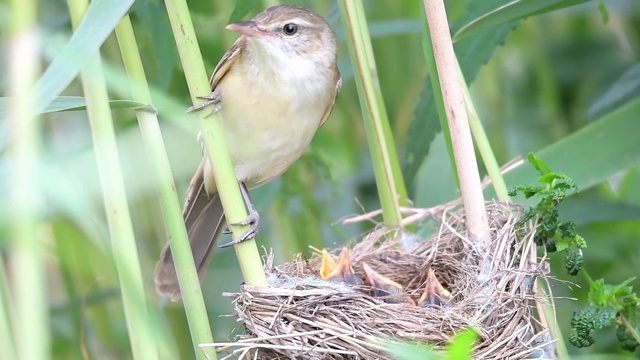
219,182,260,248
186,92,221,116
219,212,260,248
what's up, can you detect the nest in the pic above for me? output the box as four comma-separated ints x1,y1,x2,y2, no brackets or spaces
215,201,555,359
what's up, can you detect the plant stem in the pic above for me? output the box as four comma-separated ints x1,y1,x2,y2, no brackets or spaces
162,0,267,288
67,1,159,359
0,257,16,360
6,0,48,356
422,0,490,244
114,15,213,358
459,65,509,201
337,0,408,226
418,1,457,186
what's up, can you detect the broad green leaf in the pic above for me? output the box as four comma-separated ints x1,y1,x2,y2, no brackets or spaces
447,329,478,360
588,63,640,120
0,4,8,31
489,98,640,206
0,96,149,116
133,1,176,90
33,0,134,114
385,342,441,360
453,0,594,43
228,0,259,23
559,191,640,227
335,20,422,41
403,0,518,185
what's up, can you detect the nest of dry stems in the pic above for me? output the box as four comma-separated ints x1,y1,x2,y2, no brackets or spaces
217,201,555,359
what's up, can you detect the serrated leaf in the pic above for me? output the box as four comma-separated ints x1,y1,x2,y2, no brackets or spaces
453,0,594,43
555,242,569,252
604,277,637,300
589,279,606,306
538,173,565,185
592,306,617,329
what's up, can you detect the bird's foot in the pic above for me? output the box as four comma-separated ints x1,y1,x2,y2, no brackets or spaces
219,211,259,247
186,92,221,116
219,182,260,247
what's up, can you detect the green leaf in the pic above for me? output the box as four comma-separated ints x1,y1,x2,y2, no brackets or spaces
604,277,637,300
368,20,422,38
133,0,176,90
538,173,564,185
589,279,606,306
33,0,134,114
228,0,259,23
404,0,519,184
447,328,478,360
385,341,441,360
598,2,610,23
453,0,594,43
487,98,640,206
555,242,569,252
528,152,553,175
592,306,617,329
588,63,640,120
0,96,150,116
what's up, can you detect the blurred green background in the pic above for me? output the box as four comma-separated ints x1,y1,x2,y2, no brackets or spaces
1,0,640,358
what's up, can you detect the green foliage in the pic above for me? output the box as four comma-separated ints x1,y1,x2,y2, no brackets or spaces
569,305,616,348
510,153,585,275
227,0,258,23
512,153,640,351
569,278,640,350
385,328,478,360
617,323,639,352
453,0,594,42
447,328,478,360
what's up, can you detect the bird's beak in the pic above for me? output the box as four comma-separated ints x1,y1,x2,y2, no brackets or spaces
417,268,451,307
226,21,270,38
320,248,363,286
320,249,338,280
362,262,415,305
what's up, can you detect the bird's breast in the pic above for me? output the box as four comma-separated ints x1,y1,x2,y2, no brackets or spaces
214,62,333,187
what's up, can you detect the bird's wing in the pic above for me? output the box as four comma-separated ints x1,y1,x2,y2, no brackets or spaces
210,36,246,91
319,76,342,128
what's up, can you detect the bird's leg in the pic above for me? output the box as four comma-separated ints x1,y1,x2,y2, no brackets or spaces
186,91,222,117
220,181,260,247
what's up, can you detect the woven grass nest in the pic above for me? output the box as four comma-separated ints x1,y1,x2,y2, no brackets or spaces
218,201,556,359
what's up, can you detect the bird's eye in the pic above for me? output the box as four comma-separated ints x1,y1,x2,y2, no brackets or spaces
282,23,298,35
